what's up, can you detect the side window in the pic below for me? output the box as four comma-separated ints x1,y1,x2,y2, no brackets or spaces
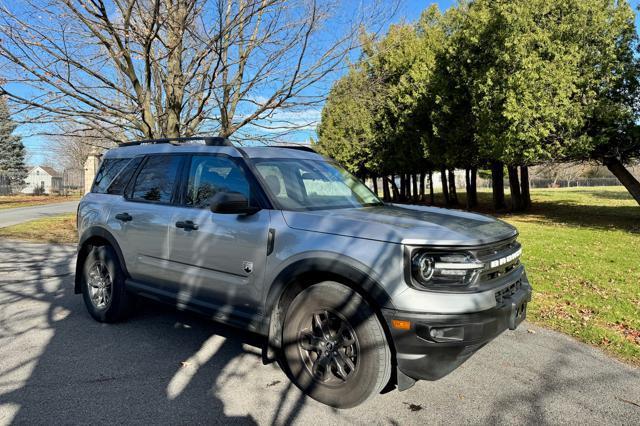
130,155,182,203
92,158,130,193
185,156,251,209
106,157,143,195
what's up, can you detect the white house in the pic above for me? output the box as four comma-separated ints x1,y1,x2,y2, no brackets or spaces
21,166,63,194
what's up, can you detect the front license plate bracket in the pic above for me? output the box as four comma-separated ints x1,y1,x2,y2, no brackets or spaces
509,300,527,330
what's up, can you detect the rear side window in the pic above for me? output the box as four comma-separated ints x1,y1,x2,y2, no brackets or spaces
107,157,143,195
129,155,182,203
92,158,131,193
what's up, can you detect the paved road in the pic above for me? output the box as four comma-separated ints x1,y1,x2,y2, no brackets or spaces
0,240,638,425
0,201,79,228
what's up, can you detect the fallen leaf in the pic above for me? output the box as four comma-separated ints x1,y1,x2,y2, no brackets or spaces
403,403,423,412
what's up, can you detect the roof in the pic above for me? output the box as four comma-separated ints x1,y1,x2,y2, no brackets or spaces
31,166,62,177
103,142,324,161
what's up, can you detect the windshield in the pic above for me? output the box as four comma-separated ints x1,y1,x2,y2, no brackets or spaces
253,158,383,211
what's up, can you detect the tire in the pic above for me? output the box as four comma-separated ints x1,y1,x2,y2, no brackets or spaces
282,281,392,408
81,245,134,323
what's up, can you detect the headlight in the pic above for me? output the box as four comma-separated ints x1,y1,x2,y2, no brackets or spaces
411,251,484,288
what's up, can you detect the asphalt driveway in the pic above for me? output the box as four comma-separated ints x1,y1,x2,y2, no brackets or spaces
0,240,638,425
0,201,79,228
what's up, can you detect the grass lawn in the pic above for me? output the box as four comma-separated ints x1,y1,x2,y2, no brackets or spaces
0,187,637,364
498,187,640,365
0,213,77,244
0,194,81,210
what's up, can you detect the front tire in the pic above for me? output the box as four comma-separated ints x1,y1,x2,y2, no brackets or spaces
282,281,391,408
81,245,134,323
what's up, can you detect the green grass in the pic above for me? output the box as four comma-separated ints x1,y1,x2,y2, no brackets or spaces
504,200,640,364
464,187,640,364
0,213,77,243
0,187,638,364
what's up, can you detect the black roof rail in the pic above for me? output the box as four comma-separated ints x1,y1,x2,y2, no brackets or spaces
119,136,232,147
271,144,317,153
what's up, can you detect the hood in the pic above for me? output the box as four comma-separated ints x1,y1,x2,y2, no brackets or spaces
281,204,517,246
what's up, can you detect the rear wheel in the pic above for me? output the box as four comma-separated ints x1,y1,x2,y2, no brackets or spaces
282,281,391,408
81,245,134,323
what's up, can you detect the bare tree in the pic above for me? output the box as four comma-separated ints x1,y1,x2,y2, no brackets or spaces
0,0,394,144
46,124,116,169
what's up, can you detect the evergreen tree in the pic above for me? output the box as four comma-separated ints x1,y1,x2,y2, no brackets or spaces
0,97,26,188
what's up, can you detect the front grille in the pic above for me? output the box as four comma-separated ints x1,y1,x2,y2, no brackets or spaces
494,280,522,304
476,238,522,284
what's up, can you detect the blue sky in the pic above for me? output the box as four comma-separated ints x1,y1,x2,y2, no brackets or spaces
20,0,640,165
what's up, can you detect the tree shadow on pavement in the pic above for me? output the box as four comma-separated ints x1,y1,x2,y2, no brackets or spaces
1,241,639,425
0,243,265,424
0,241,364,425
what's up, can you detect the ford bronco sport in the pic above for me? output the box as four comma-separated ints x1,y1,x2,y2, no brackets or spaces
76,137,531,408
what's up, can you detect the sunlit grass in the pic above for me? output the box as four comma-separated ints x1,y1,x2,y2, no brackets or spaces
0,213,77,243
473,186,639,365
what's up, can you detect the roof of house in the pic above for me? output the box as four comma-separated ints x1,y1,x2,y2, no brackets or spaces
31,166,62,177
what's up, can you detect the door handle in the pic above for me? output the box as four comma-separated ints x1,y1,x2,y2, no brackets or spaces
175,220,198,231
115,212,132,222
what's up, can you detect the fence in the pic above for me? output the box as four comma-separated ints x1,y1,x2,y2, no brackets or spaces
476,176,622,189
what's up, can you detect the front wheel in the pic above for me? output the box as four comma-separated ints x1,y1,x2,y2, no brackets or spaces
81,245,134,323
282,281,392,408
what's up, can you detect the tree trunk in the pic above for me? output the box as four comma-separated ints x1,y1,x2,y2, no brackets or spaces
412,173,418,201
372,176,378,198
400,174,406,201
390,175,401,201
429,170,435,205
440,167,450,205
465,168,472,210
419,172,426,201
491,161,507,210
605,158,640,205
382,176,391,201
470,166,478,208
448,169,458,205
520,166,531,210
404,174,411,200
508,165,523,212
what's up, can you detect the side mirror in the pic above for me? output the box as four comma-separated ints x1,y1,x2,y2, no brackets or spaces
209,192,260,215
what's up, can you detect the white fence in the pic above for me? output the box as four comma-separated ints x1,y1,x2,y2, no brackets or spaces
477,177,622,189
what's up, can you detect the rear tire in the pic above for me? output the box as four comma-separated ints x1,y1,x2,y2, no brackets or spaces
282,281,391,408
81,245,134,323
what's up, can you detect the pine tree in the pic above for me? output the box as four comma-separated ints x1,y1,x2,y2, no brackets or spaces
0,96,27,188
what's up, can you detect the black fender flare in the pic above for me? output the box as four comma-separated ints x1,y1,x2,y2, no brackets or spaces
75,226,129,294
262,256,395,361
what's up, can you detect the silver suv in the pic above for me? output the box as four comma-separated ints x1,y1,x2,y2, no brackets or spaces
76,137,531,408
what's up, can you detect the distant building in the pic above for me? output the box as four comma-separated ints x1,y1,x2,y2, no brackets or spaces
21,166,63,194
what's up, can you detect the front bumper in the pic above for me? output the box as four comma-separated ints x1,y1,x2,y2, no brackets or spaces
382,275,532,385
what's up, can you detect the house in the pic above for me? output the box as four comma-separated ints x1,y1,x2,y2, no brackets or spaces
21,166,63,194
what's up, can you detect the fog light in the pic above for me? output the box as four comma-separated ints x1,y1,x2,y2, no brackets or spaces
428,326,464,342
